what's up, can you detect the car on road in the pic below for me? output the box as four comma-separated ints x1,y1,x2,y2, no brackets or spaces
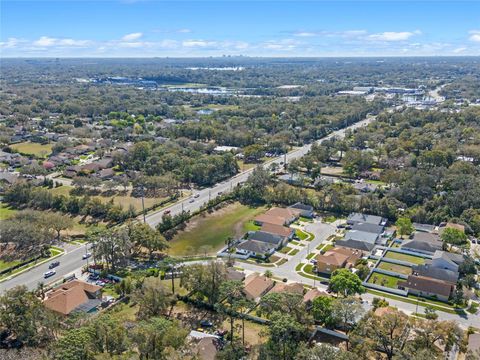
82,252,92,260
49,261,60,269
164,210,171,215
189,199,194,203
44,270,56,278
194,194,200,198
218,191,223,195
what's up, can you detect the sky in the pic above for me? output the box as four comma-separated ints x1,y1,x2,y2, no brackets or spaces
1,1,480,57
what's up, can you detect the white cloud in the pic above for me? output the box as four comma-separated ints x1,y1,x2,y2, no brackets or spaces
32,36,91,47
368,31,420,42
33,36,57,47
469,30,480,42
263,38,298,51
121,32,143,41
182,39,216,47
453,47,467,53
177,28,191,33
294,31,317,37
0,37,21,48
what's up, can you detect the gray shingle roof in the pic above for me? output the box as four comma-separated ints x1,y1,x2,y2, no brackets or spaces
351,222,384,235
335,239,375,252
237,240,274,254
344,230,378,244
249,231,284,246
413,264,459,284
347,213,383,225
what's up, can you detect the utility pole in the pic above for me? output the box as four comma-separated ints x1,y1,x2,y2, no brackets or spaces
141,184,146,223
209,189,211,201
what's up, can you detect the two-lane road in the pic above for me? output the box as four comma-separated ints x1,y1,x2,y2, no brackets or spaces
145,116,375,228
0,244,92,292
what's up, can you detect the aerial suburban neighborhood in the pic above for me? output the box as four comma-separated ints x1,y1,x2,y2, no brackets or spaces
1,1,480,359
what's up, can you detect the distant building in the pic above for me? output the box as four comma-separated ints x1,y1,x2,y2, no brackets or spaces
243,274,274,302
316,247,363,274
289,202,315,218
347,213,386,226
398,275,454,302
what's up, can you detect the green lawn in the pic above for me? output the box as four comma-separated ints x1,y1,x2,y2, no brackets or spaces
289,249,299,256
0,259,22,272
243,220,261,233
278,246,294,254
384,251,425,265
168,202,265,256
290,240,299,246
295,229,309,240
306,253,316,260
377,261,412,275
11,142,54,158
367,273,402,288
0,203,17,221
319,244,334,253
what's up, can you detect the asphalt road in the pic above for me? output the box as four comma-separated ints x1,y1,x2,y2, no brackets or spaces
0,244,92,293
0,115,373,293
144,116,375,228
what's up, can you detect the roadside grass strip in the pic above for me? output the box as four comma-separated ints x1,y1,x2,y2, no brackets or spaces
366,289,464,315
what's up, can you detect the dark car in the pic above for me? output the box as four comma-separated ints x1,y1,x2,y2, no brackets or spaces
49,261,60,269
200,320,213,328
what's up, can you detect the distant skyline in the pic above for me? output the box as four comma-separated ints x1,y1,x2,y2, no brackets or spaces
1,1,480,57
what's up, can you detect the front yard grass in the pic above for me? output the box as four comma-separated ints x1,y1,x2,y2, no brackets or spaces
168,202,265,256
306,253,316,260
278,246,294,254
295,229,309,240
243,220,261,232
384,251,426,265
367,273,402,288
377,261,412,275
289,249,299,256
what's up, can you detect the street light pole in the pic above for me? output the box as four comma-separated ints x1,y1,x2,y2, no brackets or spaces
141,184,146,223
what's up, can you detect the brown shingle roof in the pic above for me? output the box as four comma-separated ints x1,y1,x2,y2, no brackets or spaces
270,282,304,295
260,223,294,238
303,288,327,303
398,275,453,298
316,247,363,267
43,280,102,315
243,274,274,300
265,207,300,218
254,214,286,226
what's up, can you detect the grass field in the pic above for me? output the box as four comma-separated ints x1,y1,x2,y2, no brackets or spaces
11,142,54,157
0,259,22,272
168,202,265,256
384,251,426,265
368,273,402,288
278,246,294,254
50,185,167,212
377,261,412,275
0,203,17,221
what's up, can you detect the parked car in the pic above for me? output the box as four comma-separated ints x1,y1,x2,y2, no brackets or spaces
189,199,195,203
44,270,56,278
200,320,213,328
95,280,106,286
49,261,60,269
310,259,317,265
164,210,171,215
218,191,223,195
82,252,92,260
194,194,200,198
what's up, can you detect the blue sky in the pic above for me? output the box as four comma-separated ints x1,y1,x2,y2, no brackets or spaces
1,1,479,57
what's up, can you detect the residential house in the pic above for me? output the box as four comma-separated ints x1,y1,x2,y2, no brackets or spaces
236,240,276,258
243,274,274,302
97,168,115,180
226,268,245,282
188,331,220,360
350,222,384,235
412,264,459,284
438,222,465,234
43,280,102,316
289,202,315,218
344,230,379,244
398,275,454,302
413,223,436,233
303,288,327,309
270,282,304,295
249,231,287,248
347,213,386,226
400,232,443,255
335,238,375,252
316,247,363,274
429,250,464,272
254,207,299,226
260,223,295,240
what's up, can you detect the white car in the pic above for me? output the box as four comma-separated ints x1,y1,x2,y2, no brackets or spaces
82,252,92,260
44,270,56,278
